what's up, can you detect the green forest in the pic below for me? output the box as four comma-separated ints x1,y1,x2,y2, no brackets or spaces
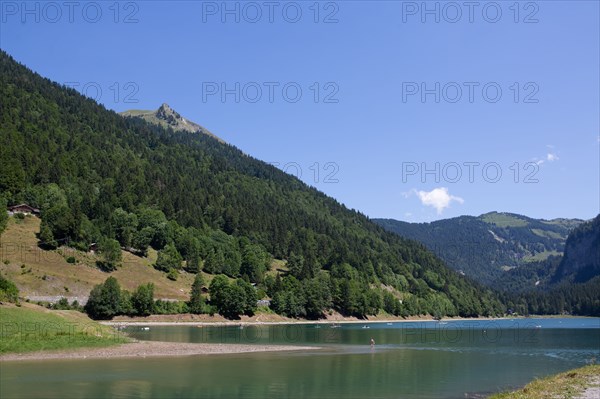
0,50,506,320
374,213,580,286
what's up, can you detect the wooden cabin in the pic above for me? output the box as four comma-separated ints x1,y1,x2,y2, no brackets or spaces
7,203,40,216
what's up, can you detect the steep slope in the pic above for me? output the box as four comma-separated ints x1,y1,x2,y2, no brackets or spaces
500,217,600,316
374,212,583,286
492,215,599,292
0,50,502,318
0,216,196,301
552,215,600,284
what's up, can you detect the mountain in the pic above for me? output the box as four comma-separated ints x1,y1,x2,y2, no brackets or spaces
552,215,600,284
0,50,503,319
373,212,584,287
120,103,223,142
501,216,600,316
499,214,600,292
374,213,600,316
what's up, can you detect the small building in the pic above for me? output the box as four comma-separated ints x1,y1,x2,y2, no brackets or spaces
257,299,271,307
8,204,40,216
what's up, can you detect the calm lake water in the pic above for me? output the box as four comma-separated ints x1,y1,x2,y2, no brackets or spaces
1,318,599,398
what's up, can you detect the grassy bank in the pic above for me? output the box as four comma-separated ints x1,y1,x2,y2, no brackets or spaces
490,365,600,399
0,303,129,354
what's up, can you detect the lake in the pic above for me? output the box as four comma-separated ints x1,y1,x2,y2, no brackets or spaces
1,318,599,398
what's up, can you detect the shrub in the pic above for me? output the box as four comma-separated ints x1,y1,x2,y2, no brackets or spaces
84,277,124,320
0,274,19,303
96,238,122,271
167,269,178,281
53,297,71,310
131,283,155,316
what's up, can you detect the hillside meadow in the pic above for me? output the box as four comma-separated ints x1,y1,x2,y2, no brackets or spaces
0,216,209,301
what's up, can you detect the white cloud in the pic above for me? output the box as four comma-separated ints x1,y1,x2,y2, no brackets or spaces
532,148,559,166
407,187,464,215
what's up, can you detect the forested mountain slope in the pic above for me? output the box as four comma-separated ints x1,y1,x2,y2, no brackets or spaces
501,215,600,316
374,212,582,286
492,215,599,293
0,50,503,318
375,213,599,316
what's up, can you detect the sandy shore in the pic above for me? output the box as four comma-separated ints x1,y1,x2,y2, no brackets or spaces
0,341,321,362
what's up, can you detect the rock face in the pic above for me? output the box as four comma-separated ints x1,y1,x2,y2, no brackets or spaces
120,104,223,142
552,215,600,284
156,103,181,125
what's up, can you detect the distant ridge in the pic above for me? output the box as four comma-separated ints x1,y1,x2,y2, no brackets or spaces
373,212,585,287
120,103,223,142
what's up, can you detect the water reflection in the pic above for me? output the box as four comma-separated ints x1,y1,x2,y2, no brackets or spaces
2,318,598,399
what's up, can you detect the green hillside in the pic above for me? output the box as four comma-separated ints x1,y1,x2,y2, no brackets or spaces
375,214,600,316
0,50,502,320
374,212,583,287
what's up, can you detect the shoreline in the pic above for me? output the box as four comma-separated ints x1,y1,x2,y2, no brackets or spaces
102,315,595,327
103,316,500,327
0,341,321,362
489,364,600,398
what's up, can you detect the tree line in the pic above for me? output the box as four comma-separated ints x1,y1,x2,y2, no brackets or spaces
84,274,259,320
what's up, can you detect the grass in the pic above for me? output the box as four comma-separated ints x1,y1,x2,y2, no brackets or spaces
522,250,562,263
481,212,528,228
0,302,129,354
490,365,600,399
267,258,288,276
0,217,197,300
531,228,565,240
541,218,584,229
119,109,153,116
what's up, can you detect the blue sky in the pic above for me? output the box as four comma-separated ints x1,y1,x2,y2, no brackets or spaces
1,1,598,222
